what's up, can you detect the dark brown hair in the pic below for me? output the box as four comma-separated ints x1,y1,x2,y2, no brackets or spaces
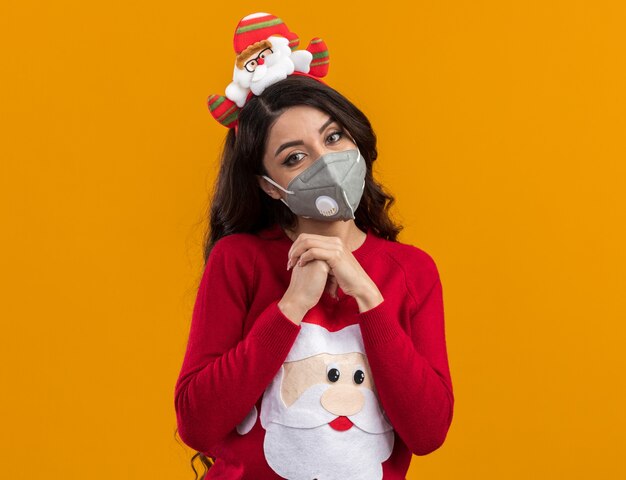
176,74,403,478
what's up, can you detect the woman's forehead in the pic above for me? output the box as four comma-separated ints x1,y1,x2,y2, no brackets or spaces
268,106,333,140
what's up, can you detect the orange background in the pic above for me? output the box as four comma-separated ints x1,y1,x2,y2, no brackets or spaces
2,1,625,478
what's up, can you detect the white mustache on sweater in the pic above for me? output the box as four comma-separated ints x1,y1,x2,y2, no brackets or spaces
266,382,393,434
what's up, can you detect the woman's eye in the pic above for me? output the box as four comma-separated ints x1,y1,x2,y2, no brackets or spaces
327,131,344,143
284,152,305,165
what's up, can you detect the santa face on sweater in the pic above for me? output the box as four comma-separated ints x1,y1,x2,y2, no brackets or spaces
258,322,394,480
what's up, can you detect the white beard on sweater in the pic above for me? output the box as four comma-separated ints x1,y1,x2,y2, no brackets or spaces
262,383,394,480
258,322,395,480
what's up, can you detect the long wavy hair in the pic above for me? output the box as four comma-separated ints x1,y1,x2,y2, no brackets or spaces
176,74,403,478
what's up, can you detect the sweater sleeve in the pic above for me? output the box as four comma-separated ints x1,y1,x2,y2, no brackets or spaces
174,238,301,454
357,265,454,456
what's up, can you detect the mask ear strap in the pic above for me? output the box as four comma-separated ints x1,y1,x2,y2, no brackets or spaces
262,175,295,194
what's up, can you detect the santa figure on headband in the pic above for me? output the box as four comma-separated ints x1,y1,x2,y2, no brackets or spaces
208,12,330,129
236,316,395,480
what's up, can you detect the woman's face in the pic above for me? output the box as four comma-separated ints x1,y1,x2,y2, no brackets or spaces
257,105,357,201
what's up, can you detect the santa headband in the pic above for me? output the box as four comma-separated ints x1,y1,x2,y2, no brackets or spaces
206,12,330,134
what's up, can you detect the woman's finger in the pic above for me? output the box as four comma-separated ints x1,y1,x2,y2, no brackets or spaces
289,236,342,264
325,275,339,300
296,247,338,267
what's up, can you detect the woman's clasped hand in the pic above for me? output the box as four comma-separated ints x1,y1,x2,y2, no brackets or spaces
286,233,374,301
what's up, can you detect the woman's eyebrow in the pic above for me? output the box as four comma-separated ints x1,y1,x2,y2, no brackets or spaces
274,117,336,157
274,140,303,158
318,117,335,134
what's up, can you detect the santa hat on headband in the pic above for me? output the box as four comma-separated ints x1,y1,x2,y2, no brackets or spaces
232,13,300,54
207,12,330,130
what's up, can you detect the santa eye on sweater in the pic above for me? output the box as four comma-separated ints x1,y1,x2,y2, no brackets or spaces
326,362,340,382
325,362,366,385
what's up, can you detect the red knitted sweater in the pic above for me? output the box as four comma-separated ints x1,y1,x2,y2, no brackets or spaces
174,223,454,479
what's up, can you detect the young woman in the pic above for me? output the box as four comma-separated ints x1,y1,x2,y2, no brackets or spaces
174,73,454,479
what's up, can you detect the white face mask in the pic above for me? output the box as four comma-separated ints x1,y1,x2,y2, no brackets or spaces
262,148,366,221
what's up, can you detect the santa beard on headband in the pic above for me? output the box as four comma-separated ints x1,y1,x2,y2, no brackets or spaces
255,323,395,480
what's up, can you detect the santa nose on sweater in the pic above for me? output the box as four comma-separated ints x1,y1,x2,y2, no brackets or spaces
321,385,364,432
320,385,365,416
